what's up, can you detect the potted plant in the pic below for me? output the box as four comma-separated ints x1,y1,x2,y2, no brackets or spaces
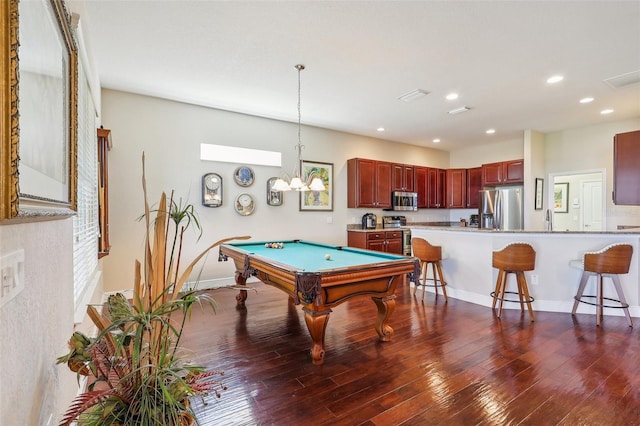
57,155,249,425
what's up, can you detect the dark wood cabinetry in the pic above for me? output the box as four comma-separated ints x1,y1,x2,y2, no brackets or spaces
392,163,415,192
347,230,403,254
347,158,392,208
349,157,522,210
445,168,467,208
466,167,482,208
613,130,640,205
482,159,524,186
427,168,446,208
415,167,445,209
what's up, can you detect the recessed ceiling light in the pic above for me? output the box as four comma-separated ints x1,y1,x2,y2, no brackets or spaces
445,93,459,101
397,89,430,103
377,127,385,132
433,138,441,143
448,106,471,115
547,75,564,84
601,109,614,115
579,97,594,104
486,129,496,134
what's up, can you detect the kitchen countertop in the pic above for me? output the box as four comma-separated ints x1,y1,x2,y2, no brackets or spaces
408,225,640,234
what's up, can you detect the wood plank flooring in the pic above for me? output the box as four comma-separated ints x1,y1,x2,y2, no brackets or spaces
181,282,640,425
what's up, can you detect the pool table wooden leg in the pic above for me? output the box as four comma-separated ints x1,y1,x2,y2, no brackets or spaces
302,307,331,365
234,270,248,307
373,294,396,341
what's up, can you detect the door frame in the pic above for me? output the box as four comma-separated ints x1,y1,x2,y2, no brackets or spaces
547,168,606,231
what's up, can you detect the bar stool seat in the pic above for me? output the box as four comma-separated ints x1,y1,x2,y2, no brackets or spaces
491,242,536,321
411,238,448,302
570,243,633,327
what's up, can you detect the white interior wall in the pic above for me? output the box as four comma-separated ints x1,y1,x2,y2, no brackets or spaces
0,219,77,425
545,118,640,230
100,89,451,292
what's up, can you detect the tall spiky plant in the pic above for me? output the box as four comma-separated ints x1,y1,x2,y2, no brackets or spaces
58,154,249,425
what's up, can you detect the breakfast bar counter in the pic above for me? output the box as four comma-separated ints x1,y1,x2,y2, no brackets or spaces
409,226,640,318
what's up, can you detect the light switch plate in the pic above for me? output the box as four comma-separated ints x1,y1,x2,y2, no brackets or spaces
0,249,25,307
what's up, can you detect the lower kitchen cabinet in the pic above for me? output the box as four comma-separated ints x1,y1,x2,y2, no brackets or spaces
347,230,403,254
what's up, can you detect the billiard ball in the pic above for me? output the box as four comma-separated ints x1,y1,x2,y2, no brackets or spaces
325,254,331,260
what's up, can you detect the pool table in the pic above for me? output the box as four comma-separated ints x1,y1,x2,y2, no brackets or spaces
219,239,419,365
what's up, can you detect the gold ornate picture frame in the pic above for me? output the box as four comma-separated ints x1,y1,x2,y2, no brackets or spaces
1,0,77,222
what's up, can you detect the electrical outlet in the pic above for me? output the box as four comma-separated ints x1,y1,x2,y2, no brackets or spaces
531,274,539,286
0,249,25,307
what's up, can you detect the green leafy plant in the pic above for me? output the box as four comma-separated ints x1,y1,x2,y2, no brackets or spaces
58,155,249,425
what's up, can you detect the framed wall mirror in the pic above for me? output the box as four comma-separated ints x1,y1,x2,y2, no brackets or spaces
1,0,78,221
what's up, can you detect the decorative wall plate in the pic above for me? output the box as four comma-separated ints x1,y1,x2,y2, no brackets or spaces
234,193,255,216
234,166,255,187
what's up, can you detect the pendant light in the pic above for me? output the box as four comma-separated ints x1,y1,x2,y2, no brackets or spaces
273,64,325,192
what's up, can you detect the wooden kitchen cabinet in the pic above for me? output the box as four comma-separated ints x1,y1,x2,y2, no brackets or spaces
482,159,524,186
445,168,467,208
347,158,392,208
466,167,482,208
427,168,446,208
392,163,415,192
347,230,403,254
416,166,445,208
613,130,640,205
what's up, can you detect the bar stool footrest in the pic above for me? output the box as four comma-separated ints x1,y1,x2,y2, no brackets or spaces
416,278,447,288
490,290,534,304
574,295,629,309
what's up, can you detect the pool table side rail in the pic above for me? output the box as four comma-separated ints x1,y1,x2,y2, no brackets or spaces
219,244,420,306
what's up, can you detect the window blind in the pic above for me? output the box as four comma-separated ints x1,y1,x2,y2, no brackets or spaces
72,58,99,312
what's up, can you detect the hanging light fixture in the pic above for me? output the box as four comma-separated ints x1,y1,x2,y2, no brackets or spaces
273,64,325,192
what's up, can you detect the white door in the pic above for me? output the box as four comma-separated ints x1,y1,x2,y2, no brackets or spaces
582,180,602,231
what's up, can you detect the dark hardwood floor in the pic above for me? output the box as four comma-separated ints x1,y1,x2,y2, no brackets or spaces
182,281,640,425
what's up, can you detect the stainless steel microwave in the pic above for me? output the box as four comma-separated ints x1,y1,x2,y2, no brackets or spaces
392,191,418,211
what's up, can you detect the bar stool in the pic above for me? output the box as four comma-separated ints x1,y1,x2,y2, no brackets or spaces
411,238,448,302
570,243,633,327
491,242,536,321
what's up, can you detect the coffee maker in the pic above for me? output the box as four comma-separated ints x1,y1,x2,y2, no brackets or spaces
361,213,377,229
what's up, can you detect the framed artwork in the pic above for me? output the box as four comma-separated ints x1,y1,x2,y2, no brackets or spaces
266,177,283,206
299,160,333,211
534,178,544,210
554,182,569,213
1,0,78,221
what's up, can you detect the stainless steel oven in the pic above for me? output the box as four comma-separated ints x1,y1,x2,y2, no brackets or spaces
383,216,412,256
402,229,412,256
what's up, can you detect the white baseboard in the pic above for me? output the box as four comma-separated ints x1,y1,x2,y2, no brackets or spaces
411,282,639,318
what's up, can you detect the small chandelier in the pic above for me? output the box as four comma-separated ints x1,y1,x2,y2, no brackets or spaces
273,64,325,192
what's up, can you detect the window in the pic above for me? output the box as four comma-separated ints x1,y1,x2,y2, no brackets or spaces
72,56,99,320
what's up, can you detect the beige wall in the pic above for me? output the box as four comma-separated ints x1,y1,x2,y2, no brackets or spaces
100,89,450,292
0,219,78,425
545,118,640,230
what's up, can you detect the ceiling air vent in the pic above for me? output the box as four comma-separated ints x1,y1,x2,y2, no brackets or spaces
398,89,430,103
604,70,640,89
448,106,471,115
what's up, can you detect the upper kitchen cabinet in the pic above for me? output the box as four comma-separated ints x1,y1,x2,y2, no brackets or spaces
427,168,446,208
466,167,482,208
613,130,640,205
416,166,445,208
482,159,524,186
392,163,415,192
445,168,467,208
347,158,392,208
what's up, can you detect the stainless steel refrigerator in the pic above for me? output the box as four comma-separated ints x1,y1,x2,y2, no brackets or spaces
478,187,524,230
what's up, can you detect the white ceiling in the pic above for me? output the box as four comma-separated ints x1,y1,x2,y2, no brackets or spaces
68,0,640,152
